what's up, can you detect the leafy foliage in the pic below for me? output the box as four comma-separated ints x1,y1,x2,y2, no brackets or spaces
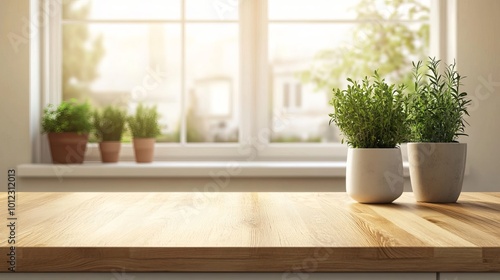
93,106,127,142
408,58,471,142
42,99,92,134
329,72,409,148
127,104,162,138
302,0,429,92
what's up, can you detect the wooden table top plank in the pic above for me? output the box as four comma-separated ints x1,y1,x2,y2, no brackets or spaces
369,203,478,247
345,202,430,247
408,205,499,247
92,193,164,246
246,193,317,247
0,192,499,272
286,194,378,247
22,193,122,246
311,195,410,247
418,202,500,237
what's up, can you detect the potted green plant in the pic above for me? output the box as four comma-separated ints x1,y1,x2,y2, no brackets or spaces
42,99,92,164
407,58,471,203
93,105,127,163
329,72,409,203
127,104,161,163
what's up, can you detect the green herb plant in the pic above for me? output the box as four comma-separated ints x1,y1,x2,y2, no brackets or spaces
42,99,92,134
93,105,127,142
127,104,162,138
329,71,409,148
408,57,471,142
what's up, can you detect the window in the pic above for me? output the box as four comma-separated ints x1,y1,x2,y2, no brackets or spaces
45,0,431,161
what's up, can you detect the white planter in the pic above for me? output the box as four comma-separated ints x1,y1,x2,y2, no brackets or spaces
407,143,467,203
346,148,404,203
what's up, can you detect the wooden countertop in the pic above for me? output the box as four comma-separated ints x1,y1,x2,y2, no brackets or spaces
1,192,499,272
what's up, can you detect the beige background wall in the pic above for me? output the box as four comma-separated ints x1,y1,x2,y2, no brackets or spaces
456,0,500,192
0,0,32,190
1,0,499,192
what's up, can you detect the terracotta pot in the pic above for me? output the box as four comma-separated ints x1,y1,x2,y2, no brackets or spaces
132,138,155,163
346,148,404,203
408,143,467,203
99,141,121,163
48,132,89,164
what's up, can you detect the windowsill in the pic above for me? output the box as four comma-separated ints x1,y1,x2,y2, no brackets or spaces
17,162,411,179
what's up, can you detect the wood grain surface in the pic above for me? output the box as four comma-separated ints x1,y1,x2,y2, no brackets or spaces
0,192,499,272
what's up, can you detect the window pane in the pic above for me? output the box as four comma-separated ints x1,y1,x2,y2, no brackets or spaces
62,23,182,142
269,22,429,143
185,24,239,143
62,0,181,20
269,0,430,21
269,24,349,143
186,0,239,20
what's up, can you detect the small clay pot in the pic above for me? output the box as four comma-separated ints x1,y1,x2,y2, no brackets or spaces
132,138,155,163
48,133,89,164
99,141,121,163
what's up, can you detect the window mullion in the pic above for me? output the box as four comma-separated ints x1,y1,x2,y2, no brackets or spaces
180,0,187,145
41,0,63,163
239,0,269,159
430,0,447,61
239,0,255,154
47,0,62,106
253,0,270,153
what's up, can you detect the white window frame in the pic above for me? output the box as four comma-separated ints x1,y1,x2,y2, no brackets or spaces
37,0,445,163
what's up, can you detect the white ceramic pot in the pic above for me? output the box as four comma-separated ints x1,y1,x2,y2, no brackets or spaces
346,148,404,203
407,143,467,203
